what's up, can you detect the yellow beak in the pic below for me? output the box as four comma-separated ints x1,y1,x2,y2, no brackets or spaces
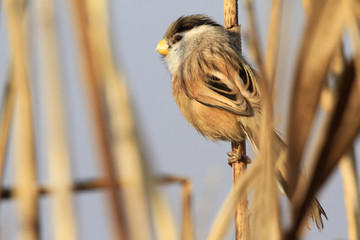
156,39,169,56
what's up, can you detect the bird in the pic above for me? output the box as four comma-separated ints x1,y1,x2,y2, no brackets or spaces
156,14,327,230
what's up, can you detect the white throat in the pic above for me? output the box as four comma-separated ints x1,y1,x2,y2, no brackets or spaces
164,25,209,77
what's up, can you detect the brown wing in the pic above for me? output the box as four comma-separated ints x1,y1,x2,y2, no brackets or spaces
180,45,259,116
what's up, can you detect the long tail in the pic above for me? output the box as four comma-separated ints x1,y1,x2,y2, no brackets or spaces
274,132,328,230
248,130,328,230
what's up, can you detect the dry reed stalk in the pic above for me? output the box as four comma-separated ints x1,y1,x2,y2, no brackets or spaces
251,78,281,240
319,61,359,192
1,178,122,199
316,4,359,238
252,104,281,240
301,0,312,17
33,0,77,239
0,68,15,201
223,1,250,239
264,0,283,91
288,58,358,240
224,0,241,51
151,192,178,240
347,0,360,82
181,180,193,240
286,0,348,198
1,175,187,239
287,3,360,224
322,17,359,238
239,0,284,238
4,0,39,239
207,162,260,240
243,0,263,68
339,148,360,240
150,176,178,240
251,0,285,238
69,0,127,239
158,176,194,240
284,1,351,232
231,142,249,240
84,1,154,239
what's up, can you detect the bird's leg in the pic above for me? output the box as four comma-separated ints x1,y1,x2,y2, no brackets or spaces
227,141,251,166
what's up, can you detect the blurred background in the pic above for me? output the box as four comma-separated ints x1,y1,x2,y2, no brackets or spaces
0,0,359,239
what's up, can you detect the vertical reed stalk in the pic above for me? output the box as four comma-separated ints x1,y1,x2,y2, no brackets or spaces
69,0,127,239
264,0,283,91
224,1,250,239
33,0,77,239
84,1,154,239
231,141,249,240
207,163,260,240
0,69,15,201
158,176,194,240
181,180,193,240
243,0,263,68
4,0,39,239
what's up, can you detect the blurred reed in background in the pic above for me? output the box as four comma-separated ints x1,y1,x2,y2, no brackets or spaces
0,0,359,239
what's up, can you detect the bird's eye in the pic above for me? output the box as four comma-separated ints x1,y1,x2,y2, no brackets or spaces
173,34,183,43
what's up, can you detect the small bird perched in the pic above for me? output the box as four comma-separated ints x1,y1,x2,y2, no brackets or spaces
156,14,327,229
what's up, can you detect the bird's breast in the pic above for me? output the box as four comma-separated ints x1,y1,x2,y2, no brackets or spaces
172,77,245,142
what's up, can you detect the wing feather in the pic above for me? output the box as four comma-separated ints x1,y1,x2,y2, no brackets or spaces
180,44,260,116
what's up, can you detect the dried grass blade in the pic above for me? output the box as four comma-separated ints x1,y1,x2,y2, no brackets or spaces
68,0,128,238
322,70,359,173
83,0,156,239
289,59,358,239
252,78,282,240
151,189,178,240
181,180,194,240
287,0,348,195
104,76,154,239
33,0,77,239
347,0,360,86
243,0,263,67
157,176,194,240
264,0,283,91
0,66,15,201
4,0,39,239
339,148,360,240
301,0,312,17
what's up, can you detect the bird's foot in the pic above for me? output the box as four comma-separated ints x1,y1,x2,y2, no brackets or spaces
227,152,252,166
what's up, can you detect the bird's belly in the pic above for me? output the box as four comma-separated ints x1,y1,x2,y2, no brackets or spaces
184,100,245,142
172,79,245,142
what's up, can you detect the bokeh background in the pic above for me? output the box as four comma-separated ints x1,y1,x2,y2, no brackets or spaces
0,0,359,239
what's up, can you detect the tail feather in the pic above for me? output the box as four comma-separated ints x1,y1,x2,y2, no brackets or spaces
308,198,328,230
249,129,328,230
273,131,328,230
